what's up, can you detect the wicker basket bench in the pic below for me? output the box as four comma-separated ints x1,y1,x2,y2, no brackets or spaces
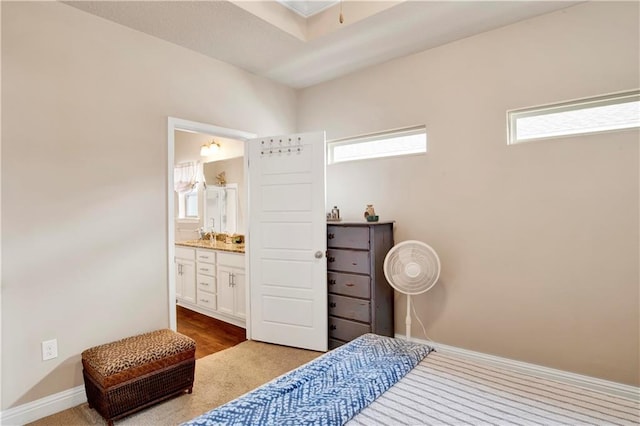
81,329,196,426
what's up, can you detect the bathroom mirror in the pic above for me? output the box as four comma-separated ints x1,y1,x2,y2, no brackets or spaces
204,184,238,234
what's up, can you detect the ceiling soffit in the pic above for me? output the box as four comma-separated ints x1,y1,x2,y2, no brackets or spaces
63,1,580,88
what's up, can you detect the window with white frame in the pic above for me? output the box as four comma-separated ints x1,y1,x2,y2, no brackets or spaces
508,90,640,144
328,125,427,164
177,188,199,219
174,162,202,220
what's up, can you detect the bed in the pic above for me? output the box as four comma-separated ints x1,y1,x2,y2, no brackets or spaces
183,334,639,426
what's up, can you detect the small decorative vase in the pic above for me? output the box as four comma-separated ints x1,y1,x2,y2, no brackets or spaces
364,204,376,218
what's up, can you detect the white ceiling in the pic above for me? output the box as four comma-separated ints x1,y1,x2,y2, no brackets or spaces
64,1,580,89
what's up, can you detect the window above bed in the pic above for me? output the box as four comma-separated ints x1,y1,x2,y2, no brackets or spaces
507,90,640,144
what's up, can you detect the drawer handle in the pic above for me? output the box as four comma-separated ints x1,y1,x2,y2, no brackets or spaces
328,257,335,263
200,282,208,286
329,279,336,285
328,233,335,239
200,298,209,303
330,325,337,330
351,262,357,266
329,302,336,308
345,282,354,287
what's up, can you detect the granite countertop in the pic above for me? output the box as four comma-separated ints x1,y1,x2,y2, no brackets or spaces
175,239,245,254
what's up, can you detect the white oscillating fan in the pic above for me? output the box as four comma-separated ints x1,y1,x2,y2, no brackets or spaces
383,240,441,341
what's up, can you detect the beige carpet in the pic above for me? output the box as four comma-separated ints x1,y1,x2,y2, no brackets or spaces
29,340,321,426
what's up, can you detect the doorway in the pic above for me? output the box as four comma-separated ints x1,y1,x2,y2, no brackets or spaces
167,117,255,347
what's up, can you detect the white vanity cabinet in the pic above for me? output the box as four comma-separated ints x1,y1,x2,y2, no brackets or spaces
175,247,196,304
195,249,217,311
217,252,246,320
175,244,246,328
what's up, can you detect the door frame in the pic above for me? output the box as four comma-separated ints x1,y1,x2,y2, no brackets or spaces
167,117,255,332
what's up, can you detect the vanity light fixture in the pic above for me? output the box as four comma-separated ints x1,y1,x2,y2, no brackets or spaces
200,140,220,157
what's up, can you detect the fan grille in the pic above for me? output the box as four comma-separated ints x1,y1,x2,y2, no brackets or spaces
384,240,440,295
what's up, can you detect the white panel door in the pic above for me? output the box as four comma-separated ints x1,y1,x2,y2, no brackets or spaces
248,132,327,351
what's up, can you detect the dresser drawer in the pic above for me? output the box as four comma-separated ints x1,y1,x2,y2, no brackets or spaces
328,316,371,342
196,290,216,310
329,294,370,323
196,249,216,264
197,274,215,293
197,263,215,276
328,272,370,299
327,249,370,274
327,226,369,250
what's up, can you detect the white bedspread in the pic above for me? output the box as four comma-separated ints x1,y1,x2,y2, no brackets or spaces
348,351,639,426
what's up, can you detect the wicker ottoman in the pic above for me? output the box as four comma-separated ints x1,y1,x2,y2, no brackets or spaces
81,329,196,426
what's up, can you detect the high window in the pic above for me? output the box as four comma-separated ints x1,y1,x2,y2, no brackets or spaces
328,126,427,164
508,90,640,144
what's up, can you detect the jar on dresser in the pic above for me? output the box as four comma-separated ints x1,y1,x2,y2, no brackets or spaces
326,221,394,349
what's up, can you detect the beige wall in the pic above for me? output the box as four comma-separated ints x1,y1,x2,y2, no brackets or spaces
1,1,296,409
299,2,640,385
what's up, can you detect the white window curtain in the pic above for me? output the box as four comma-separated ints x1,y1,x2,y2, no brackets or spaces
174,162,204,193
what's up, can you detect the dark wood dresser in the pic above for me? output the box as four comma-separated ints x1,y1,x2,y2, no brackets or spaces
327,221,395,349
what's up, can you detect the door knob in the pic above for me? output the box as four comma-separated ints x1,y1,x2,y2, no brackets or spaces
315,251,323,259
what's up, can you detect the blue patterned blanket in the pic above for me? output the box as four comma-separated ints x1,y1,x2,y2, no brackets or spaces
183,333,433,426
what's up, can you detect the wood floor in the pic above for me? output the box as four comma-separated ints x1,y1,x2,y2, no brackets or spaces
176,305,246,359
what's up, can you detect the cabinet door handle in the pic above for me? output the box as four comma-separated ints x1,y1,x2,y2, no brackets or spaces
327,233,335,240
329,302,336,308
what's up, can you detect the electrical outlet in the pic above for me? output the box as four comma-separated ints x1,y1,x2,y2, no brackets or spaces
42,339,58,361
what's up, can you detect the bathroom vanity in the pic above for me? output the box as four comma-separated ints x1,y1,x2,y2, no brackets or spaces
175,240,246,328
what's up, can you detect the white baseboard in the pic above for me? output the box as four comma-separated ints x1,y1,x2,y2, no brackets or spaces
0,385,86,426
399,334,640,401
